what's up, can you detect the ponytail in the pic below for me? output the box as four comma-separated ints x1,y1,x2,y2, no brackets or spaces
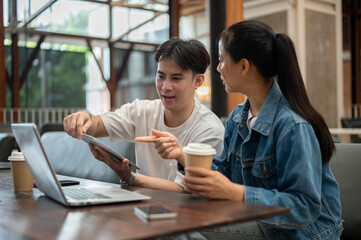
274,34,335,164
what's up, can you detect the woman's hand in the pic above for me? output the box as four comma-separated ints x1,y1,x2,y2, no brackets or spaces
183,167,245,201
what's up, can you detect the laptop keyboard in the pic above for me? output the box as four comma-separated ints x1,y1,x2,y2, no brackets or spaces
63,188,111,200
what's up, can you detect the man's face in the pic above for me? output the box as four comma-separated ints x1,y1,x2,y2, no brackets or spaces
156,58,197,114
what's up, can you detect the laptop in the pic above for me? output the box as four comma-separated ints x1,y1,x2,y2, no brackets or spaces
11,123,151,207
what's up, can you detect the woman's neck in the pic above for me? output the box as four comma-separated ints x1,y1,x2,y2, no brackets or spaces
247,78,273,116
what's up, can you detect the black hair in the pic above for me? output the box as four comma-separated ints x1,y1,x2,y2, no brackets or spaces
220,20,334,164
154,37,210,74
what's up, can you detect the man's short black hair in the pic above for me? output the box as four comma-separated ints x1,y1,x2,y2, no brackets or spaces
154,37,210,74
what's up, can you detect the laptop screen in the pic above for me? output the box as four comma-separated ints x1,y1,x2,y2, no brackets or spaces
11,123,67,205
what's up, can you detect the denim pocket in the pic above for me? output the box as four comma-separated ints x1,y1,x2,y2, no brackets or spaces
251,155,277,189
251,155,276,178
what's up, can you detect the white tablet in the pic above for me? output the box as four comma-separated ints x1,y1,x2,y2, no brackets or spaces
82,134,140,171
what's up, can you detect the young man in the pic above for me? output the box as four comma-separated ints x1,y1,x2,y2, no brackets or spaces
63,38,224,192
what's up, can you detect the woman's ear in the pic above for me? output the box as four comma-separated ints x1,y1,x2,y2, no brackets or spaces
240,59,250,76
193,74,205,89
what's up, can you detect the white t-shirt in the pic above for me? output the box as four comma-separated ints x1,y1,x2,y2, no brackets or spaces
100,98,224,184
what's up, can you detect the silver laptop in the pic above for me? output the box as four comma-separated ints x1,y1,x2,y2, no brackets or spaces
11,123,150,207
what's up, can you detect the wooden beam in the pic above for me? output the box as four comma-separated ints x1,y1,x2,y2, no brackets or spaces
6,70,10,86
116,44,134,82
5,28,160,48
209,0,227,118
111,0,167,10
180,4,204,16
16,0,58,30
86,39,107,83
355,15,361,117
110,11,166,43
0,0,6,121
11,33,20,109
20,36,46,88
169,0,180,37
225,0,244,116
109,43,117,109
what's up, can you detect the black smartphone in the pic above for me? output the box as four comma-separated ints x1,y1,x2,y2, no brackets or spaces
59,180,80,186
33,180,80,188
134,205,177,221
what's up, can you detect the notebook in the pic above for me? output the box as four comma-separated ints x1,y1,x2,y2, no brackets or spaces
11,123,151,207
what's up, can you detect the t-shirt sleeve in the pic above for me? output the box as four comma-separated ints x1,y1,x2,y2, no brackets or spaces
99,100,139,142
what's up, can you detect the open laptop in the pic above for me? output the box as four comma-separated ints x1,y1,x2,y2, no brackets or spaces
11,123,151,207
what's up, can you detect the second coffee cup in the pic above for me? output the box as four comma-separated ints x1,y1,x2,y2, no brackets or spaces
8,152,33,192
183,143,216,177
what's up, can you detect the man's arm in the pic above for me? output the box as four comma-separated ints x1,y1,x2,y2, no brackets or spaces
90,144,184,193
63,110,108,139
133,173,184,193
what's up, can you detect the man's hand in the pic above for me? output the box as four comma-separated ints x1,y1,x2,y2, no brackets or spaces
89,143,132,181
63,110,93,139
135,129,185,166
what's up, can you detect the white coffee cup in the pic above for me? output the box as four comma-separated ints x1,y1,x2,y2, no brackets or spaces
183,143,216,177
8,152,33,191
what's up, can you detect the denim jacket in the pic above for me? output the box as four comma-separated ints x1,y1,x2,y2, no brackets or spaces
212,81,343,239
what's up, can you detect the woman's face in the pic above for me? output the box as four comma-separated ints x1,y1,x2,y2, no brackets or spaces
216,40,244,93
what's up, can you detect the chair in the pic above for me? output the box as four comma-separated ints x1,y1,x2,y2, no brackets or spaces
0,134,16,162
41,131,135,184
0,123,13,133
330,143,361,239
340,118,361,143
39,122,64,135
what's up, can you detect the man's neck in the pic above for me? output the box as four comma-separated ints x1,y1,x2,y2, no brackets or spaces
163,102,195,128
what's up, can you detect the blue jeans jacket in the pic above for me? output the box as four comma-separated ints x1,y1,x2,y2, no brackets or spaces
212,82,343,239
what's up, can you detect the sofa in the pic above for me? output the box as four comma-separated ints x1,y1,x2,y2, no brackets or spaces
330,143,361,240
41,131,135,184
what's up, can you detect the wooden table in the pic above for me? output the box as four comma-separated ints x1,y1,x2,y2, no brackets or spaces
329,128,361,143
0,172,290,240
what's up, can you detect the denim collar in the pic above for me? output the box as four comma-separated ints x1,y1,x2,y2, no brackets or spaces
232,80,282,136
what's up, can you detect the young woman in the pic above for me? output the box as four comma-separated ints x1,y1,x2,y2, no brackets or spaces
152,20,343,239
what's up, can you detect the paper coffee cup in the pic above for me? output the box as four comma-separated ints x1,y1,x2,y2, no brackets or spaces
8,152,33,192
183,143,216,177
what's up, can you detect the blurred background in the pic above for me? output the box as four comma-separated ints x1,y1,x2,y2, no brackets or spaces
0,0,359,130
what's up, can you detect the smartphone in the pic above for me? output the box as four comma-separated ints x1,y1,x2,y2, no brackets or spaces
81,134,140,171
33,180,80,188
134,205,177,221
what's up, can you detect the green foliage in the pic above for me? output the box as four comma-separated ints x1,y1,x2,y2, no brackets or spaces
5,46,87,108
4,9,90,108
46,50,86,107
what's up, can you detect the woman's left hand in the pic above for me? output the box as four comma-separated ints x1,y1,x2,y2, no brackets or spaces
183,167,245,201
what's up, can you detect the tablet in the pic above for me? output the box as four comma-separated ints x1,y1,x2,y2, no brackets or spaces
81,134,140,171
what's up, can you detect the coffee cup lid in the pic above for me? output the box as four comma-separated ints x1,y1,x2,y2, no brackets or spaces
183,143,216,156
8,152,25,161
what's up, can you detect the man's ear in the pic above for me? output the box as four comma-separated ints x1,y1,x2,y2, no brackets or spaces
193,74,205,89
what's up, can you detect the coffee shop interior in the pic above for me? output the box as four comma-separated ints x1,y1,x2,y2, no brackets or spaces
0,0,361,239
